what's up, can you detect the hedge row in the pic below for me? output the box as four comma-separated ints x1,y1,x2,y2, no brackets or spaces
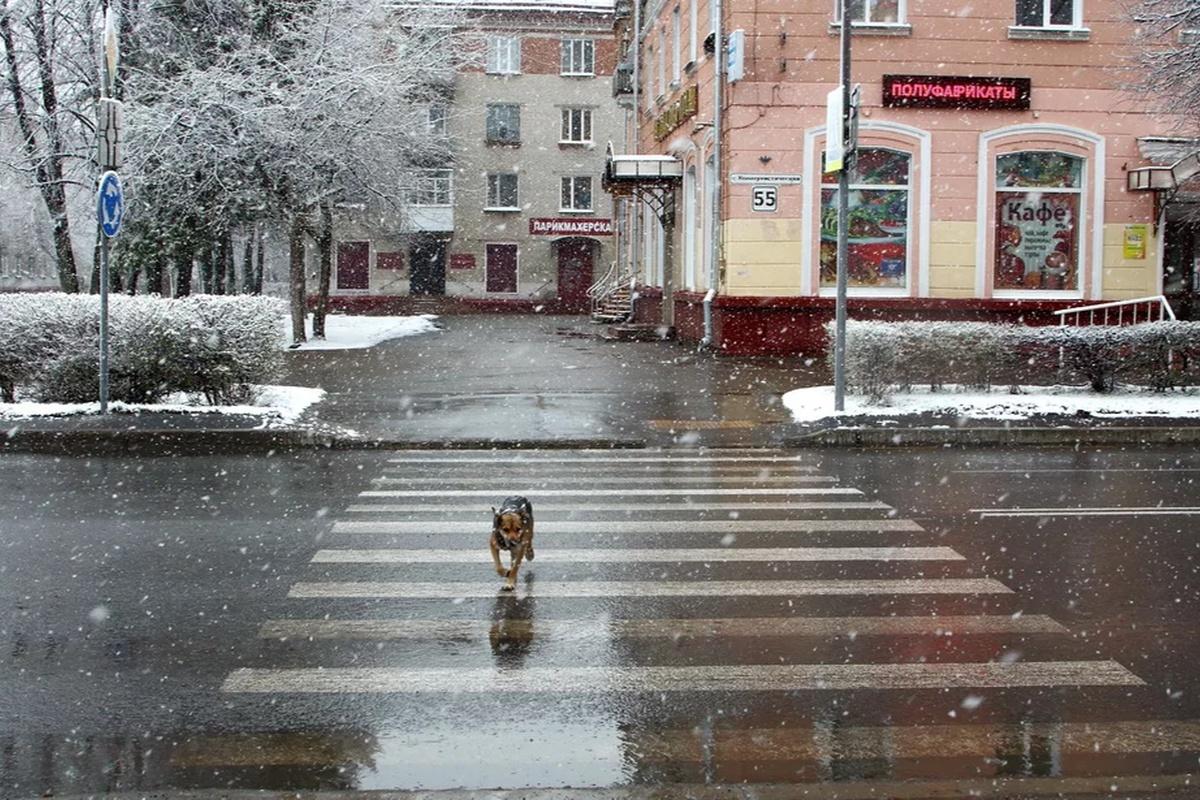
830,320,1200,403
0,293,286,404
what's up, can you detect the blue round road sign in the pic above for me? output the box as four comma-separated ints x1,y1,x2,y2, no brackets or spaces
98,171,123,238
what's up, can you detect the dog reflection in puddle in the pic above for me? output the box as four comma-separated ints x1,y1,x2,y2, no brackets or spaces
489,592,535,669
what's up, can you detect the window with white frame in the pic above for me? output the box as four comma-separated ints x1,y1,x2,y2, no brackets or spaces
689,0,698,64
560,107,593,143
486,173,519,209
1014,0,1079,28
408,169,453,206
671,7,682,81
657,31,666,96
560,38,595,75
485,103,520,144
994,151,1083,291
820,148,911,290
561,176,593,212
486,35,521,74
427,104,447,135
837,0,904,24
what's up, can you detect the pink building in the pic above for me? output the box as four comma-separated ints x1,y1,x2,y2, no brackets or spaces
608,0,1197,355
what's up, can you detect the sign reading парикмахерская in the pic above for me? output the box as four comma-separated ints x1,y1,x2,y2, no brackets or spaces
529,218,614,236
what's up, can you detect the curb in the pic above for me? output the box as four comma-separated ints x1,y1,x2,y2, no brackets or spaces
787,425,1200,448
0,428,648,456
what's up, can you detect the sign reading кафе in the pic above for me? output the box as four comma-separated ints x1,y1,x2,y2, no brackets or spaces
883,75,1031,110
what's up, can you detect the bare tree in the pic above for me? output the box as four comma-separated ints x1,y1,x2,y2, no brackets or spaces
1132,1,1200,129
0,0,87,292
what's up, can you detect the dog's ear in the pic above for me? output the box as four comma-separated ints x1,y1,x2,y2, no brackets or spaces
491,507,499,525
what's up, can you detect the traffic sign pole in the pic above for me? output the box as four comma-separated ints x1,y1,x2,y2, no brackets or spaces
97,9,120,414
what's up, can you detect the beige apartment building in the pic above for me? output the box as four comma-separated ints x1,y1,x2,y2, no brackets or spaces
326,0,621,313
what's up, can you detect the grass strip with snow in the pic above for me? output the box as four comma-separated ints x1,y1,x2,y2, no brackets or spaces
286,314,439,351
0,385,324,424
784,385,1200,423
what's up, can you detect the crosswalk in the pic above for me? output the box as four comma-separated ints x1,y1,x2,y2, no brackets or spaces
218,448,1188,793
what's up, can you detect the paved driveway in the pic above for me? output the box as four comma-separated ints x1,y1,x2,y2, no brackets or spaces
284,314,821,446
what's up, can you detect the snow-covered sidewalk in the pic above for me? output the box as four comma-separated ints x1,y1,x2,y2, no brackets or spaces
0,385,324,424
783,384,1200,423
285,313,439,350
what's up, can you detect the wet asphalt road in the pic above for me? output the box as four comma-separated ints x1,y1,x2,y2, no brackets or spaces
1,447,1199,798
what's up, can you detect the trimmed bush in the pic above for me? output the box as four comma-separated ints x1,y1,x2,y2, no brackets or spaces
829,320,1200,403
0,293,286,404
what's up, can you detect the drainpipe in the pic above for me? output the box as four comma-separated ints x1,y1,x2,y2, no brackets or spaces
701,0,722,350
630,0,642,320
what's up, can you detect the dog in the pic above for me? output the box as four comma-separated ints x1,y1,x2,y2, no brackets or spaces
490,495,534,591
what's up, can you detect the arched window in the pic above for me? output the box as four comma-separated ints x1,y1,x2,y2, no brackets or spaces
993,151,1083,291
820,148,912,290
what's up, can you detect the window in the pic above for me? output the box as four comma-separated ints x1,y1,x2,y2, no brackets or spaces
689,0,698,64
561,38,594,76
485,243,518,293
645,46,655,108
1014,0,1078,27
427,105,447,136
657,31,666,96
671,7,682,81
486,35,521,74
486,173,519,209
994,151,1082,291
820,148,911,290
486,104,520,144
561,176,594,212
560,107,593,143
838,0,903,24
408,169,453,206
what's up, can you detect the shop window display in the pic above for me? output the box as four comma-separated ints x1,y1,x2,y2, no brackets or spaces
820,148,911,289
994,151,1081,291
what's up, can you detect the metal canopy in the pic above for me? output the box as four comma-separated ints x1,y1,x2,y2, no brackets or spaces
603,142,683,226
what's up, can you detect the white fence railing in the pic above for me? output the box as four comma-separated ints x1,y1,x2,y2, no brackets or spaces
1054,295,1177,327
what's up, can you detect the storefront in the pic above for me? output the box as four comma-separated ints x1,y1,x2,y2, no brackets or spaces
615,1,1175,355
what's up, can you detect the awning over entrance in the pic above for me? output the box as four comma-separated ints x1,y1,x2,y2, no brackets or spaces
1127,137,1200,192
603,142,682,225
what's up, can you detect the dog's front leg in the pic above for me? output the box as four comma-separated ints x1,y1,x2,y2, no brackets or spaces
503,542,527,591
490,536,507,578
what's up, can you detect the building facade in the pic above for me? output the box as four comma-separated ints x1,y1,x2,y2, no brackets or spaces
613,0,1197,355
327,0,621,313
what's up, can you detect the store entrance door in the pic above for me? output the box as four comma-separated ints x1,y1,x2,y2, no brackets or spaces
1163,216,1199,320
556,238,594,312
410,236,447,296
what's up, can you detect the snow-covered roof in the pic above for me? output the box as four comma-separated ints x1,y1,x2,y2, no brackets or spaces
1136,136,1200,166
391,0,614,13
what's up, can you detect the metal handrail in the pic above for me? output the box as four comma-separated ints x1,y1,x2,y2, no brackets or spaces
1054,295,1177,327
587,260,619,300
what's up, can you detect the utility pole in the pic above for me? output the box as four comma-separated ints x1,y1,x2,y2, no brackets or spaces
831,0,857,412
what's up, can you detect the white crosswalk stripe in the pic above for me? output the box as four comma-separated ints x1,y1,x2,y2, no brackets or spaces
257,614,1068,640
287,578,1012,598
310,546,965,563
222,660,1142,693
331,518,915,533
219,447,1154,794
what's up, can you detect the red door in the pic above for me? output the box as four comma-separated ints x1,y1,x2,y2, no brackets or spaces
485,244,518,293
556,238,594,311
336,241,370,290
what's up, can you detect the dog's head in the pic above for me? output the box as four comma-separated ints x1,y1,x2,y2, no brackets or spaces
493,506,527,547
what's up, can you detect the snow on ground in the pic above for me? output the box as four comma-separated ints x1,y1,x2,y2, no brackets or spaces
0,385,325,424
285,314,438,351
783,384,1200,423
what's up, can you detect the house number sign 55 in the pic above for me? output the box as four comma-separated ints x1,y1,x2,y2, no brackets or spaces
752,185,778,213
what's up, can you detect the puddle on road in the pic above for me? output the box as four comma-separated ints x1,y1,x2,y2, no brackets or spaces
4,720,1199,794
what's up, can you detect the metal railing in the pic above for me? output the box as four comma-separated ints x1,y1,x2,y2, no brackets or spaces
1053,295,1177,327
